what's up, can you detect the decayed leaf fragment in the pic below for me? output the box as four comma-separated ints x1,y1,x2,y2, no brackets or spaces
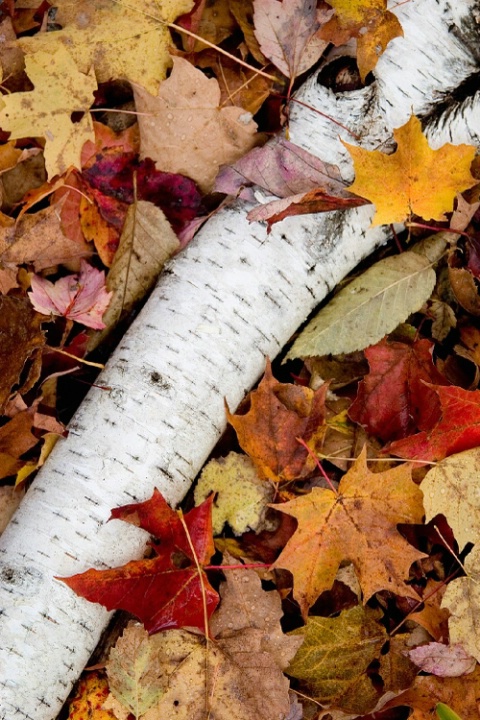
286,250,436,359
226,359,328,483
18,0,194,94
382,664,480,720
319,0,403,80
134,57,258,193
344,115,477,225
0,46,96,178
272,448,425,615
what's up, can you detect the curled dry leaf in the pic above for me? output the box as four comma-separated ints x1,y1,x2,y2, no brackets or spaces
29,261,112,330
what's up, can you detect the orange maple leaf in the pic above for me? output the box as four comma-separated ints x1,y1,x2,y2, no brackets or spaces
272,448,425,616
344,115,477,226
226,360,328,483
319,0,403,81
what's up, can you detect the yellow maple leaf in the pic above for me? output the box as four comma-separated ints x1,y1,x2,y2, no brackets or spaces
18,0,194,95
319,0,403,80
272,448,425,616
0,46,96,179
344,115,477,226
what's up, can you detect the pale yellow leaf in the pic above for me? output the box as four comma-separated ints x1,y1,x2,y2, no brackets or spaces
194,452,274,535
18,0,194,95
440,547,480,663
422,447,480,550
286,251,435,359
106,623,166,718
0,46,96,178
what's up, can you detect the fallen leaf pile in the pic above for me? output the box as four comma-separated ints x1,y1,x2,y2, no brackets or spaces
1,1,480,720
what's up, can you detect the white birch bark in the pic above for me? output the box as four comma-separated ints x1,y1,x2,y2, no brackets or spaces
0,1,479,717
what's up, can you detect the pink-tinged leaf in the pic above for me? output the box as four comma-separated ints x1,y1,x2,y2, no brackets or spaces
349,339,446,442
247,189,366,229
388,385,480,462
60,491,219,634
28,261,112,330
253,0,331,81
408,642,476,678
215,137,346,199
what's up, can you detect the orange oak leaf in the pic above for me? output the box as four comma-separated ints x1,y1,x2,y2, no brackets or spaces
272,448,425,616
388,384,480,462
319,0,403,81
59,490,219,634
226,359,328,483
344,115,477,226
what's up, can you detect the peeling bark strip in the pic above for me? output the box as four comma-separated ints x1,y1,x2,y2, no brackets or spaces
0,1,479,718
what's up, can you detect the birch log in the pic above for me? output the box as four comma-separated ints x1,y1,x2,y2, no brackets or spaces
1,1,480,718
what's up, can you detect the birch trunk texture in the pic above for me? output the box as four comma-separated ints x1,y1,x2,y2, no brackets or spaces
1,1,480,717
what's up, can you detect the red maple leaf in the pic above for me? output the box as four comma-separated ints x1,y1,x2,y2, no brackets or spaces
59,490,219,634
387,385,480,462
349,338,445,442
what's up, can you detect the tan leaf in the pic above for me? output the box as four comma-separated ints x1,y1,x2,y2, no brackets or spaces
134,56,258,193
210,557,303,668
1,199,91,272
106,623,166,718
99,201,179,337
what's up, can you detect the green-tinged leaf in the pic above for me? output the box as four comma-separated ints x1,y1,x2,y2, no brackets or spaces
437,702,463,720
106,623,165,718
287,605,386,714
194,452,274,536
286,251,435,359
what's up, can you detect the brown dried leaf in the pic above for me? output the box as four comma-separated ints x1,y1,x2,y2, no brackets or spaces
0,296,46,414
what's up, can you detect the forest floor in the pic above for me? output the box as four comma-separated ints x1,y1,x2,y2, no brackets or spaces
0,1,480,719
